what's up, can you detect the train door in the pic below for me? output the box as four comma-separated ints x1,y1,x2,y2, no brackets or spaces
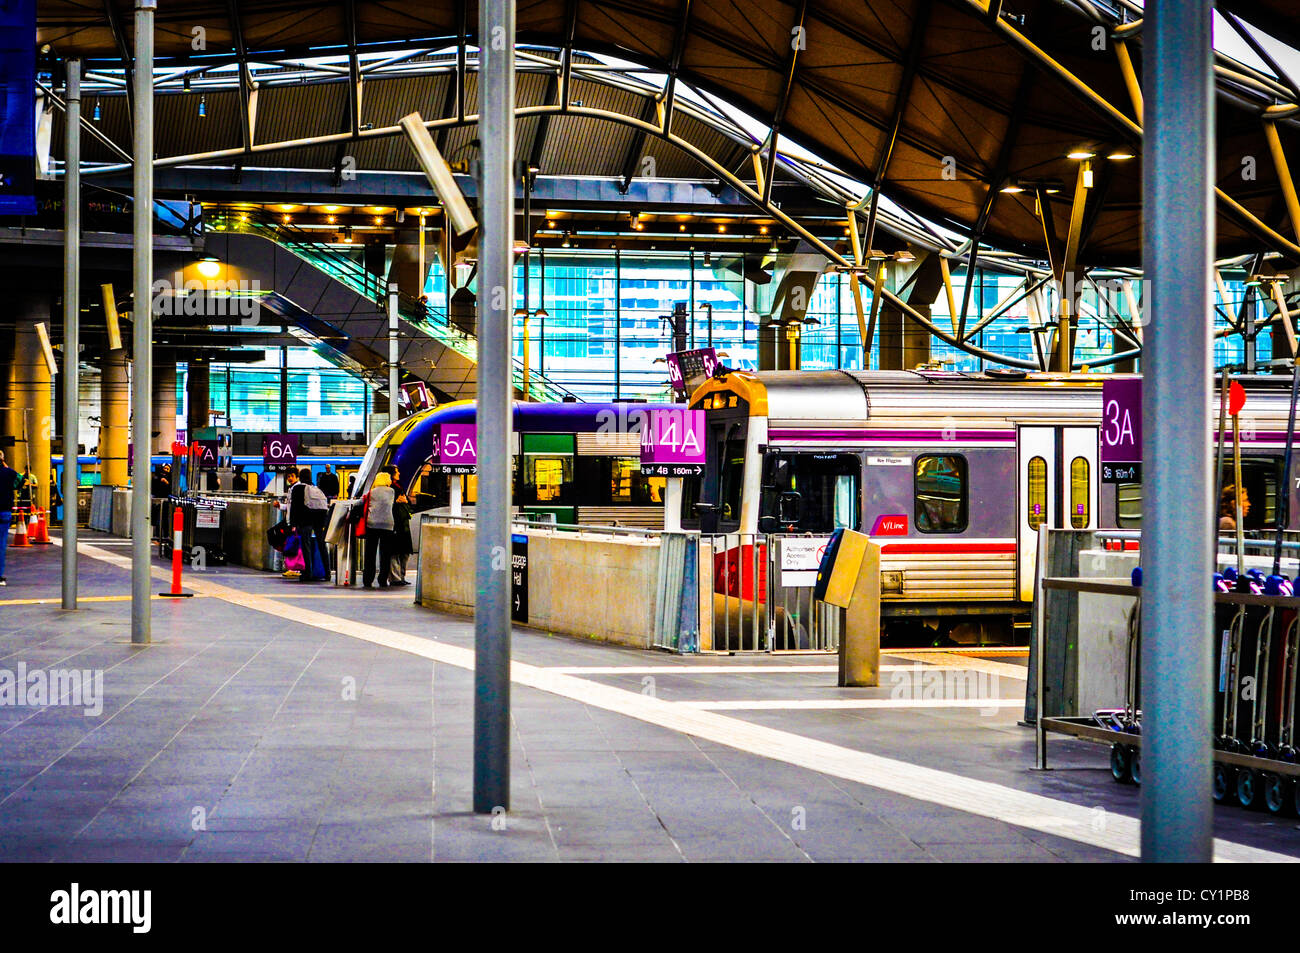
1017,425,1099,601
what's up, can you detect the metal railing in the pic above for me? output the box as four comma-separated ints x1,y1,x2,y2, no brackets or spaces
414,515,841,653
203,206,579,402
701,532,839,653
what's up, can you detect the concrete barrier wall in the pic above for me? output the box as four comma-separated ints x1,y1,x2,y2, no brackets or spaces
110,488,132,537
418,521,663,649
105,490,281,572
220,498,281,571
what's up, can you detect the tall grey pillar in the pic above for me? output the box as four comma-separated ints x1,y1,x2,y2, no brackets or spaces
131,0,156,645
62,59,81,610
474,0,516,814
186,360,210,436
1141,0,1214,862
152,354,177,453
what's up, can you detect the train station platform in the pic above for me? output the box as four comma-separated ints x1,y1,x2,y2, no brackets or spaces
1,533,1297,863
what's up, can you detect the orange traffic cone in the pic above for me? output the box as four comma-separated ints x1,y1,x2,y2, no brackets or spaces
30,508,52,545
11,509,29,547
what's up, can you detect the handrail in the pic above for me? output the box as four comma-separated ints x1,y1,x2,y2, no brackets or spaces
203,206,579,402
420,511,662,538
1095,528,1300,553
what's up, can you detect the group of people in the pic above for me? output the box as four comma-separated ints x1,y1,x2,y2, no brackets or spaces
0,451,26,587
278,463,412,589
354,465,414,589
281,466,332,582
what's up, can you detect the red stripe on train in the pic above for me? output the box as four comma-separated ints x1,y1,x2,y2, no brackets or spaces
878,542,1019,554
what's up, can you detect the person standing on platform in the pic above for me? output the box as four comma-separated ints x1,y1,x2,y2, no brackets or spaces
316,463,340,501
285,468,323,583
0,451,19,587
361,471,396,589
387,466,412,586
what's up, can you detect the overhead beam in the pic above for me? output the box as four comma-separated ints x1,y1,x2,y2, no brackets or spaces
228,0,254,153
344,0,361,138
762,0,808,205
528,72,560,172
559,0,578,112
618,97,658,192
102,0,134,125
662,0,694,137
1053,160,1092,371
956,14,1042,340
1262,115,1300,243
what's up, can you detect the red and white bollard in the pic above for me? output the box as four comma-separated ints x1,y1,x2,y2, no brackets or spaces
160,506,194,598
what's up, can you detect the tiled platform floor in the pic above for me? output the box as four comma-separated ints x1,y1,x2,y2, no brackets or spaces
0,531,1296,862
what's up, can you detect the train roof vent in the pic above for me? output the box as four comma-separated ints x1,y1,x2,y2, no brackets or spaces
985,367,1029,381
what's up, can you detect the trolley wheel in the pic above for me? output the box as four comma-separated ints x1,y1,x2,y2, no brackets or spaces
1127,747,1141,786
1110,742,1133,784
1213,763,1234,803
1237,768,1262,810
1264,774,1294,816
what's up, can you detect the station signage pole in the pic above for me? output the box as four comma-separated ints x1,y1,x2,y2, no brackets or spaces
1142,0,1214,861
388,283,400,424
61,58,80,611
130,0,156,646
474,0,516,814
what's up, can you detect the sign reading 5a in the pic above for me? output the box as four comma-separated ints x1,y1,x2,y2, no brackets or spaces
431,424,477,474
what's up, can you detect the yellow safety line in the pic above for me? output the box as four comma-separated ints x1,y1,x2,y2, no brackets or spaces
0,593,208,606
889,652,1028,682
63,541,1290,863
890,646,1029,657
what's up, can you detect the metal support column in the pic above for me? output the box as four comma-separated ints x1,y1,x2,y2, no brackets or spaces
130,0,155,646
388,283,400,421
473,0,516,814
614,249,621,399
279,346,288,434
62,59,81,611
1141,0,1214,862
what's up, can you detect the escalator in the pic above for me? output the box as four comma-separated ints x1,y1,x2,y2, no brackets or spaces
201,208,575,404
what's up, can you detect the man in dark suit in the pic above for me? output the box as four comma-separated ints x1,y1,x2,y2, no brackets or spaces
316,464,340,500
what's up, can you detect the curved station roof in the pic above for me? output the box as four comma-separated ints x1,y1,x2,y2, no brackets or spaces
33,0,1300,269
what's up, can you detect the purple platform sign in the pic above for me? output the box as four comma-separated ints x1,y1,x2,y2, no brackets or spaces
433,424,477,474
665,348,719,394
1101,378,1142,483
640,409,706,476
262,433,299,473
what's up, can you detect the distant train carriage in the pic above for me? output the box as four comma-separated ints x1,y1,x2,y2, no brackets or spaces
352,399,682,529
684,369,1300,644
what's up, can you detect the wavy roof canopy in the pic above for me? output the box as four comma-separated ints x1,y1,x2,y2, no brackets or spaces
33,0,1300,266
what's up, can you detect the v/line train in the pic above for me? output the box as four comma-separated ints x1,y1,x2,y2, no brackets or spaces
353,399,681,528
683,369,1300,645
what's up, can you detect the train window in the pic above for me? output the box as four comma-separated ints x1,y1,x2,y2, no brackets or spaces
915,454,968,534
1220,457,1281,531
531,458,569,502
1070,457,1090,529
609,457,664,505
1116,482,1141,527
1026,456,1047,532
680,475,701,527
719,437,747,525
760,453,860,533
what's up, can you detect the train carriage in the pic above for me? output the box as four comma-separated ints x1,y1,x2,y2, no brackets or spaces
685,368,1300,644
353,399,682,528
